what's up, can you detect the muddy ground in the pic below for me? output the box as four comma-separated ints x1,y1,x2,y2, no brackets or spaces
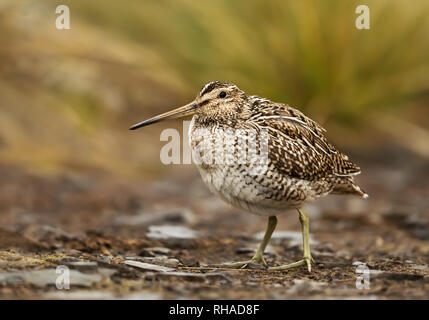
0,146,428,299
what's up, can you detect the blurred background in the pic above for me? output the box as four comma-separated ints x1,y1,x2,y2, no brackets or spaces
0,0,428,299
1,0,428,179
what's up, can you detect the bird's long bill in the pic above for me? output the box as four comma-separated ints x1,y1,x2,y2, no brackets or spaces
129,101,197,130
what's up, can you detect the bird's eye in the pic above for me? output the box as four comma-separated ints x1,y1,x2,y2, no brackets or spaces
219,91,227,98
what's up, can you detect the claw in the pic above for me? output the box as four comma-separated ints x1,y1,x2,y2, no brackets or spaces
304,257,312,273
268,256,314,273
205,256,267,270
251,253,267,266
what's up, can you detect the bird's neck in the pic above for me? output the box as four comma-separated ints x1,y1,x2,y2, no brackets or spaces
192,113,240,129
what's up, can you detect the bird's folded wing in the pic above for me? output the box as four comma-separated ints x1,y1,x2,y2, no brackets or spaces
252,104,361,180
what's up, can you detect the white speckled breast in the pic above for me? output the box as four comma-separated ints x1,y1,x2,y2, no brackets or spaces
188,117,327,216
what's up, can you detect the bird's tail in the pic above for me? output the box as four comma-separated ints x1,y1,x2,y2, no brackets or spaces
331,176,369,198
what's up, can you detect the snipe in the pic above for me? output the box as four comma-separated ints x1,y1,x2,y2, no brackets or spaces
130,81,367,272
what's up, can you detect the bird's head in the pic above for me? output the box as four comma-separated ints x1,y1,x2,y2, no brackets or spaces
129,81,248,130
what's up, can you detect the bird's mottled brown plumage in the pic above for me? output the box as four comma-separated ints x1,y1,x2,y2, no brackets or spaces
189,81,367,216
130,80,368,272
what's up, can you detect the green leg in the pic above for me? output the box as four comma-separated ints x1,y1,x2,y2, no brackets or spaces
209,216,277,269
269,208,313,272
251,215,277,265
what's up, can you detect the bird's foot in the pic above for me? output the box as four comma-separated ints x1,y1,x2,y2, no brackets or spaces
206,253,267,270
269,255,314,273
